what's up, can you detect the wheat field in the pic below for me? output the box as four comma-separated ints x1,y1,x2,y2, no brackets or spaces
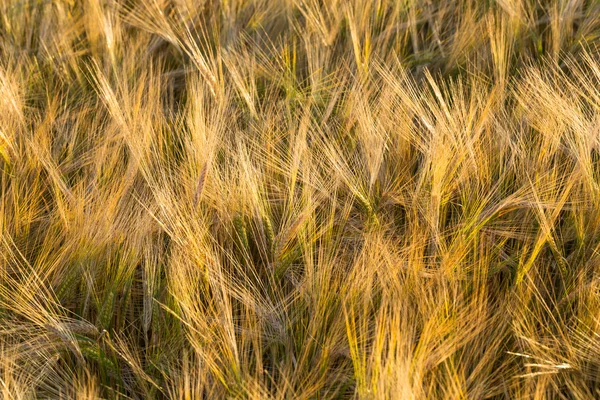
2,0,600,398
